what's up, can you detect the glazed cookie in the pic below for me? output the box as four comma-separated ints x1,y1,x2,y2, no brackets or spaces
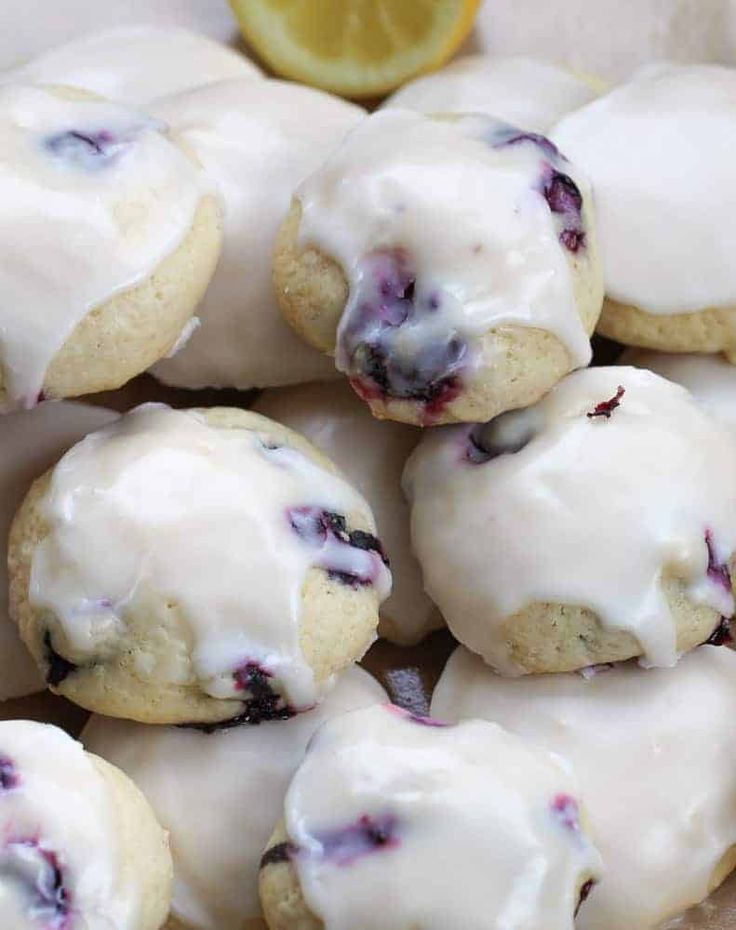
273,108,603,426
254,381,441,645
259,703,601,930
8,404,390,724
5,26,261,104
150,79,363,391
384,56,600,132
553,64,736,357
432,645,736,930
403,366,736,675
623,349,736,433
0,719,172,930
82,666,386,930
0,83,221,412
0,401,116,701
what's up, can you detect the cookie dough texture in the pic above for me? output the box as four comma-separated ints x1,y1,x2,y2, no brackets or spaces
432,645,736,930
274,110,602,426
254,381,441,644
82,666,386,930
8,407,386,724
404,366,736,674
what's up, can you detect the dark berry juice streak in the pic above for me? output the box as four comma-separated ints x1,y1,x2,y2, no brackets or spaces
0,841,71,930
0,758,18,790
311,814,399,867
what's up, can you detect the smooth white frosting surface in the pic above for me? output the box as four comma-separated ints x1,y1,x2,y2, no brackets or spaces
30,404,390,709
623,350,736,433
0,720,135,929
404,366,736,673
0,401,117,701
432,645,736,930
253,381,440,644
0,83,209,411
295,109,596,405
150,79,362,391
285,702,601,930
553,63,736,314
5,26,261,104
82,666,386,930
385,56,599,132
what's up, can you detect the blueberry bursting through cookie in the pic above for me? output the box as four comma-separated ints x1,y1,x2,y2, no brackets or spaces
339,129,586,421
260,814,399,871
0,840,71,930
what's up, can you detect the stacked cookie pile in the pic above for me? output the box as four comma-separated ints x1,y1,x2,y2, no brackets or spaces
1,23,736,930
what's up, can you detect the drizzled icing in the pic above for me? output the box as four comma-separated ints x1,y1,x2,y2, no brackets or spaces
403,366,736,673
385,56,599,132
5,26,261,104
283,703,601,930
82,666,386,930
0,84,210,410
553,63,736,314
432,645,736,930
624,350,736,434
254,381,440,645
295,109,596,410
0,401,117,701
29,405,390,710
150,79,362,390
0,720,135,929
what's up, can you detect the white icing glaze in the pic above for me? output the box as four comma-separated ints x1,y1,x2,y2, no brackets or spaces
149,79,363,391
403,366,736,673
295,109,595,402
623,350,736,433
81,666,386,930
0,401,117,701
432,645,736,930
284,702,601,930
30,404,390,709
0,84,210,410
553,63,736,314
253,381,440,645
385,56,599,132
5,26,261,105
0,720,137,929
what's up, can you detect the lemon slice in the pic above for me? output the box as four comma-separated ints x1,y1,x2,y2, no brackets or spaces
229,0,482,98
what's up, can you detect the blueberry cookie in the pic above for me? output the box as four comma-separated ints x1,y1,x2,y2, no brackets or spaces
404,366,736,675
254,381,441,645
0,83,221,411
433,645,736,930
259,703,601,930
623,349,736,434
6,25,261,104
273,108,603,426
553,64,736,358
0,719,172,930
385,56,600,132
150,79,363,392
0,401,116,702
8,405,390,725
82,666,386,930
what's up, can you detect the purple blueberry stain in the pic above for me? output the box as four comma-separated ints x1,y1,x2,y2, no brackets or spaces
0,758,18,791
310,814,399,867
551,794,582,834
44,128,130,171
43,632,77,688
231,661,295,725
385,703,450,728
338,250,468,423
1,840,71,930
541,168,586,254
488,125,562,161
288,506,388,588
705,530,732,594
